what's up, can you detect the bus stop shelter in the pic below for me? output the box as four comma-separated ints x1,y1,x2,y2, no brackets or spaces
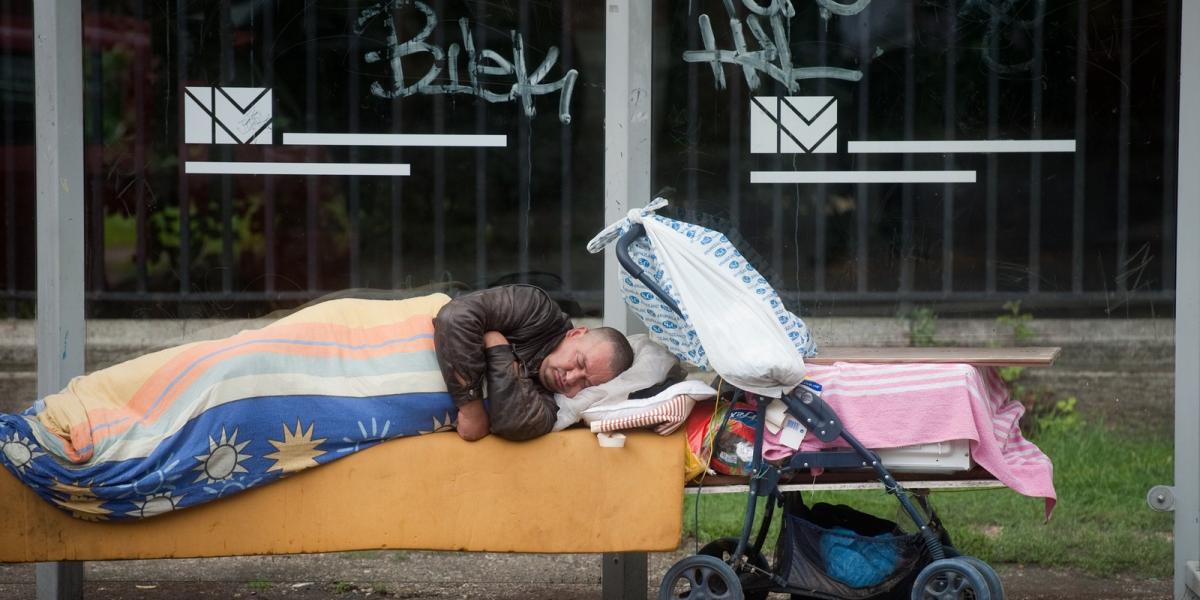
20,0,1200,598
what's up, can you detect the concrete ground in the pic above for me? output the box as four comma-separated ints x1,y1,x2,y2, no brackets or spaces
0,549,1172,599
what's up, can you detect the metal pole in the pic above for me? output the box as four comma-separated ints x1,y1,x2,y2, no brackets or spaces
1071,0,1088,294
1028,0,1045,293
3,0,17,317
900,2,914,294
942,0,958,294
603,0,651,332
602,1,651,593
33,0,86,598
1163,0,1179,292
985,9,999,294
560,2,574,292
1116,0,1132,294
855,16,871,294
1173,2,1199,596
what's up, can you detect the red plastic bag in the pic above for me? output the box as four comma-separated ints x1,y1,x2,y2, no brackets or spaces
686,399,761,476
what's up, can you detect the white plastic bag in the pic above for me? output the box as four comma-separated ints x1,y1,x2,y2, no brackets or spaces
588,199,813,398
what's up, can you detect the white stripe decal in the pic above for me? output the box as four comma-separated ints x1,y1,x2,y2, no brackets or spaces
185,161,411,176
751,170,976,184
847,139,1076,154
282,133,507,147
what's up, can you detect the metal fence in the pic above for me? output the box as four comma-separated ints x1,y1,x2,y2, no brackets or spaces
0,0,1182,318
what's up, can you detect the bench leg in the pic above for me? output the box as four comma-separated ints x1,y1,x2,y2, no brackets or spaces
36,562,83,600
602,552,647,600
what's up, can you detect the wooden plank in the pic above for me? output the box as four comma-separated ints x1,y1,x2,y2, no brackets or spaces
691,466,997,487
808,346,1060,367
687,467,1004,494
687,480,1005,494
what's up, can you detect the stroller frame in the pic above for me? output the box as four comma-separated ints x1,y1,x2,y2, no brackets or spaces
616,224,999,600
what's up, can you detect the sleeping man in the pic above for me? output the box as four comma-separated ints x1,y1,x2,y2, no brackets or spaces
0,284,636,520
433,284,635,441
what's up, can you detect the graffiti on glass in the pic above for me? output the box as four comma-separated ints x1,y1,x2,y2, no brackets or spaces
684,0,868,92
355,0,579,123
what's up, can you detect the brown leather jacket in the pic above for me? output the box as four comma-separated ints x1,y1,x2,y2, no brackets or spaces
432,285,571,441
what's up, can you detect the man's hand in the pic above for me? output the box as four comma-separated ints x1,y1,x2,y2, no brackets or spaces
456,399,490,441
483,331,509,348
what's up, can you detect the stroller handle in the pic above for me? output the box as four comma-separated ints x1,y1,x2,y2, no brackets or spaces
616,224,685,319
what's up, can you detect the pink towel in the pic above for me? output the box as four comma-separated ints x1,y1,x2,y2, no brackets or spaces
763,362,1056,518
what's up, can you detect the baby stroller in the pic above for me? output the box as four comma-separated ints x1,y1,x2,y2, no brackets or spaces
590,197,1003,600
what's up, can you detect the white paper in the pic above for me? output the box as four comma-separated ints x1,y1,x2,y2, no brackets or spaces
765,398,787,434
779,415,807,450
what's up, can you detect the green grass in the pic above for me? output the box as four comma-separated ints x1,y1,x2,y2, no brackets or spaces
247,579,273,591
683,422,1174,578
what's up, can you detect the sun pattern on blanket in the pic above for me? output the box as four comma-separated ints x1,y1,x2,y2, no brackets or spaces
0,296,457,521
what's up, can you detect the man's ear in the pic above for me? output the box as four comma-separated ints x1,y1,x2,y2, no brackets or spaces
565,326,589,338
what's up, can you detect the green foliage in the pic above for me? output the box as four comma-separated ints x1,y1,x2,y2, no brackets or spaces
900,306,938,347
683,421,1173,578
1024,395,1083,438
996,301,1036,345
247,579,273,591
996,364,1027,400
991,302,1080,437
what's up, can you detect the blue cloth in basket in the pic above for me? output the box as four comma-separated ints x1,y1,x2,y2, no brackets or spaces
820,526,900,588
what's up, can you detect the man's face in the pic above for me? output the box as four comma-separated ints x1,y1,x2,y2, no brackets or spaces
539,327,617,397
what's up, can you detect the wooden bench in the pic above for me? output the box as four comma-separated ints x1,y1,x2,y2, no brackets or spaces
688,346,1061,496
1,346,1059,600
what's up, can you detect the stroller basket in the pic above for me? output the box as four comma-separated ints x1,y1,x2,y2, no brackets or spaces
776,500,929,599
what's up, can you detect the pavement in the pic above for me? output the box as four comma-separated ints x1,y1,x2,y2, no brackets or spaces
0,548,1173,599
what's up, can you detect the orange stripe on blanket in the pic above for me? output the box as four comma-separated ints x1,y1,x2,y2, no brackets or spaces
132,315,436,404
73,316,437,443
64,422,94,463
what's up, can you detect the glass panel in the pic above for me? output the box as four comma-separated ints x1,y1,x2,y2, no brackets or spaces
69,0,604,520
651,0,1179,317
0,1,34,420
0,1,34,321
81,0,603,319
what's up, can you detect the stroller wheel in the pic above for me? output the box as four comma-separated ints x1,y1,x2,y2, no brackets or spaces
659,554,744,600
911,558,992,600
698,538,771,600
955,557,1004,600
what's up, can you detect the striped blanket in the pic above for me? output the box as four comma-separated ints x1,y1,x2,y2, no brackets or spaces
0,294,455,521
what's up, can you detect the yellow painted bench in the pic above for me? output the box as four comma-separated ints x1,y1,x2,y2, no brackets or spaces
0,428,685,561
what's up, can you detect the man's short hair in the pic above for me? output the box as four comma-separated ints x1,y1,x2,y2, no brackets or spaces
590,327,635,375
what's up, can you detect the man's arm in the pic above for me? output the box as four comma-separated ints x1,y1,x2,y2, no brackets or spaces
452,331,509,442
433,286,567,441
482,333,557,441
